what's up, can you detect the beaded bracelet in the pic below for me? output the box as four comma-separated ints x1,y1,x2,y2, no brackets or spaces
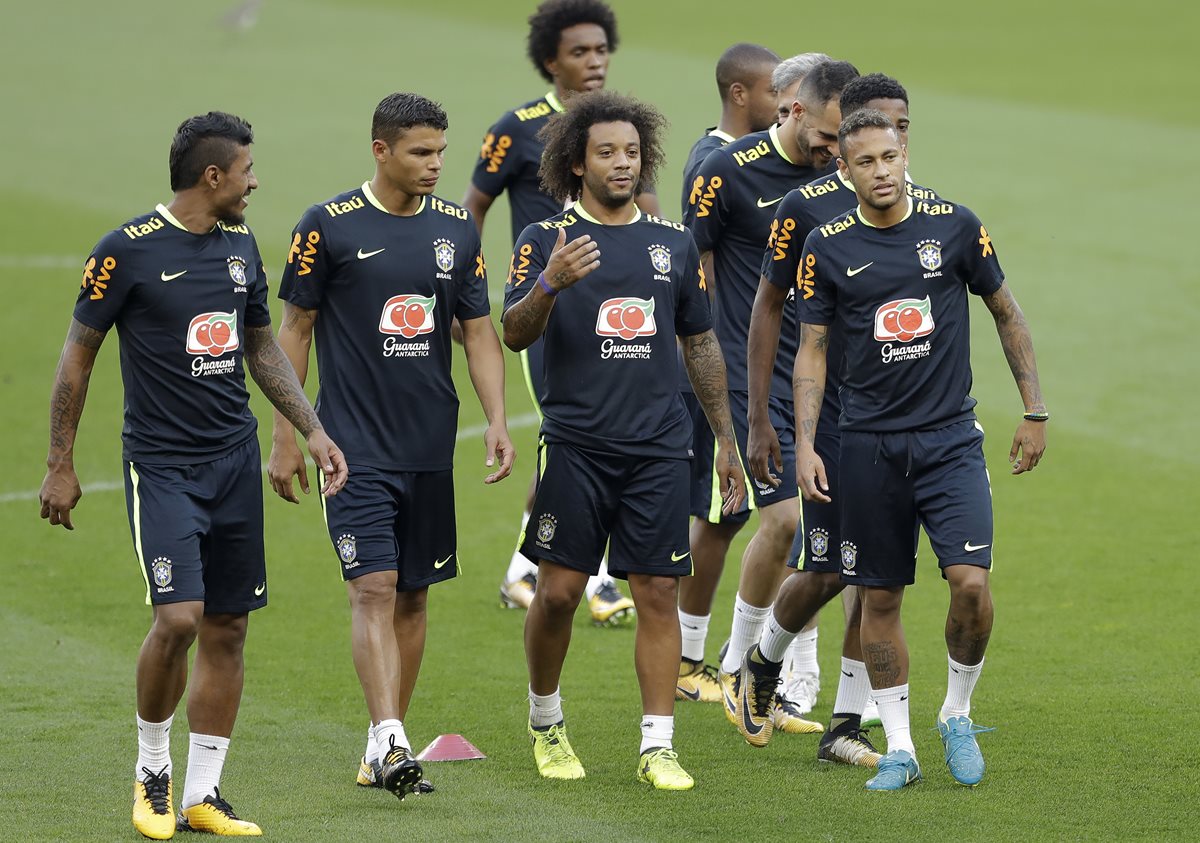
1022,411,1050,422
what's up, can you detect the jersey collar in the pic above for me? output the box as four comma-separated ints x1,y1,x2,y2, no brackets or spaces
546,91,565,113
572,200,640,226
856,196,913,228
709,128,736,143
768,124,797,165
362,181,426,216
156,202,218,234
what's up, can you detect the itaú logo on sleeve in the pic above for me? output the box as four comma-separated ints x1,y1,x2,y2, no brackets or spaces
596,297,656,360
186,312,240,376
874,296,934,364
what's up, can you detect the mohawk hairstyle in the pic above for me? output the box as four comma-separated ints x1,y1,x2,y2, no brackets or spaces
168,112,253,192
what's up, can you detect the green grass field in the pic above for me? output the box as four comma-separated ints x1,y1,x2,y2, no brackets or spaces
2,1,1197,839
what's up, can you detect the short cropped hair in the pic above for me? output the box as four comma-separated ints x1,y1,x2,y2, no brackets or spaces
797,59,860,110
840,73,908,116
527,0,619,83
837,107,898,157
372,93,449,146
168,112,253,192
771,52,832,94
537,90,666,202
716,43,781,102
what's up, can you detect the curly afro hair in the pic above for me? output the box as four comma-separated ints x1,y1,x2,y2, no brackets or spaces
527,0,619,83
536,90,666,203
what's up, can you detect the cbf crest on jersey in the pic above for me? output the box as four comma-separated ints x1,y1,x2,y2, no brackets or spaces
648,243,671,276
337,533,358,567
916,239,942,272
434,238,456,273
840,541,858,571
152,557,173,588
535,514,558,548
227,256,248,285
809,528,829,559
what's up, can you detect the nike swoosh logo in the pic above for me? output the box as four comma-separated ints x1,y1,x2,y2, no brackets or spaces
846,263,873,277
756,196,783,208
671,550,691,562
899,695,908,701
678,686,701,701
434,555,453,569
160,270,188,282
740,685,766,735
964,542,990,552
254,583,265,597
199,744,219,751
681,623,699,631
357,248,385,260
841,670,854,678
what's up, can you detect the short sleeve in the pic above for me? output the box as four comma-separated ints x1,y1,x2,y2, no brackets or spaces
470,112,525,198
73,231,132,332
674,235,712,337
761,191,808,290
795,231,835,329
502,224,549,319
455,224,491,321
958,207,1004,297
683,149,733,253
245,236,271,327
277,207,330,309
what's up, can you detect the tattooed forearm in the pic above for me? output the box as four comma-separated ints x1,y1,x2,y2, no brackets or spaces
683,330,735,441
502,287,555,352
984,284,1045,411
793,323,828,445
862,640,903,688
66,319,106,350
245,325,322,438
46,319,106,463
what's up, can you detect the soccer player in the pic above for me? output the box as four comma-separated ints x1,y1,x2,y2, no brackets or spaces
793,108,1045,790
38,111,348,839
772,53,832,127
463,0,655,624
675,42,780,704
687,59,859,734
502,91,745,790
269,93,515,800
738,73,932,761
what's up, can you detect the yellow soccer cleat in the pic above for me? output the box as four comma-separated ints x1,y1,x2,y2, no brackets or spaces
176,789,261,836
772,692,825,734
676,658,723,703
589,581,636,627
500,572,537,609
356,754,381,787
718,668,740,725
132,767,174,840
637,747,695,791
737,649,781,748
529,722,586,780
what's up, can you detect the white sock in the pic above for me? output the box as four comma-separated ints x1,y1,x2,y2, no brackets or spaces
721,595,770,673
585,556,614,600
787,627,820,677
832,658,870,717
940,655,984,720
374,718,410,759
679,610,710,662
506,512,538,582
182,733,229,810
135,713,173,780
758,611,797,664
873,683,915,756
364,723,379,765
639,714,674,753
529,686,563,728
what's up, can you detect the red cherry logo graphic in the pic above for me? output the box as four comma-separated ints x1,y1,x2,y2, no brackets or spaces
606,307,624,330
209,320,231,347
882,310,901,334
897,307,923,333
389,304,408,329
195,323,211,347
622,306,645,331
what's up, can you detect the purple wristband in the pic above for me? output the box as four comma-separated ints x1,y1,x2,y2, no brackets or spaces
537,272,557,297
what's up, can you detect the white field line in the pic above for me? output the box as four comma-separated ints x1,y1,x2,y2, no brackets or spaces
5,413,538,505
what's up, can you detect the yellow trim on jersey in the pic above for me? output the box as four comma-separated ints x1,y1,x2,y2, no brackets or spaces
571,201,641,226
768,124,796,165
361,181,426,216
155,203,190,232
545,91,565,113
519,348,544,422
128,463,152,605
709,128,736,143
856,196,913,228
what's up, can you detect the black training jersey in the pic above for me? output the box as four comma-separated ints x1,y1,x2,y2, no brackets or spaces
471,93,567,244
764,173,941,435
680,128,734,218
797,196,1004,432
685,124,829,397
278,183,490,471
73,205,270,464
502,203,711,459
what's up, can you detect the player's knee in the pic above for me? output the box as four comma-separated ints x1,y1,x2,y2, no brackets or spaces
150,605,203,650
630,575,677,616
347,572,399,610
535,580,581,617
949,568,990,613
758,503,800,550
860,586,903,617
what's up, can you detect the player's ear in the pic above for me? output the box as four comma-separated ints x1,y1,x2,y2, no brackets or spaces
836,156,849,180
729,82,746,107
203,164,222,190
571,160,585,178
371,138,390,163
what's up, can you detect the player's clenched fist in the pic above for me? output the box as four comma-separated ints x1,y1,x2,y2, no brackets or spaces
542,228,600,293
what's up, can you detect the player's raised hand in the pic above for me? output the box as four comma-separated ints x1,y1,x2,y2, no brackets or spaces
747,417,783,489
796,442,831,504
482,421,515,485
1009,419,1047,475
542,227,600,292
716,440,747,515
267,436,309,504
306,430,349,496
39,464,82,530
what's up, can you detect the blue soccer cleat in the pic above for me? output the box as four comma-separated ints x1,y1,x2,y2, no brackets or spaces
864,750,921,791
937,715,995,786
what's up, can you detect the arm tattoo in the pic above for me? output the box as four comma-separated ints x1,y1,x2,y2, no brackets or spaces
244,324,322,437
794,323,828,445
47,319,107,460
502,288,555,351
682,330,735,442
281,305,317,333
66,319,106,350
983,285,1045,411
862,640,903,688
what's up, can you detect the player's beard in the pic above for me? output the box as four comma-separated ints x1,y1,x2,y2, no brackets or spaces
584,169,638,210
